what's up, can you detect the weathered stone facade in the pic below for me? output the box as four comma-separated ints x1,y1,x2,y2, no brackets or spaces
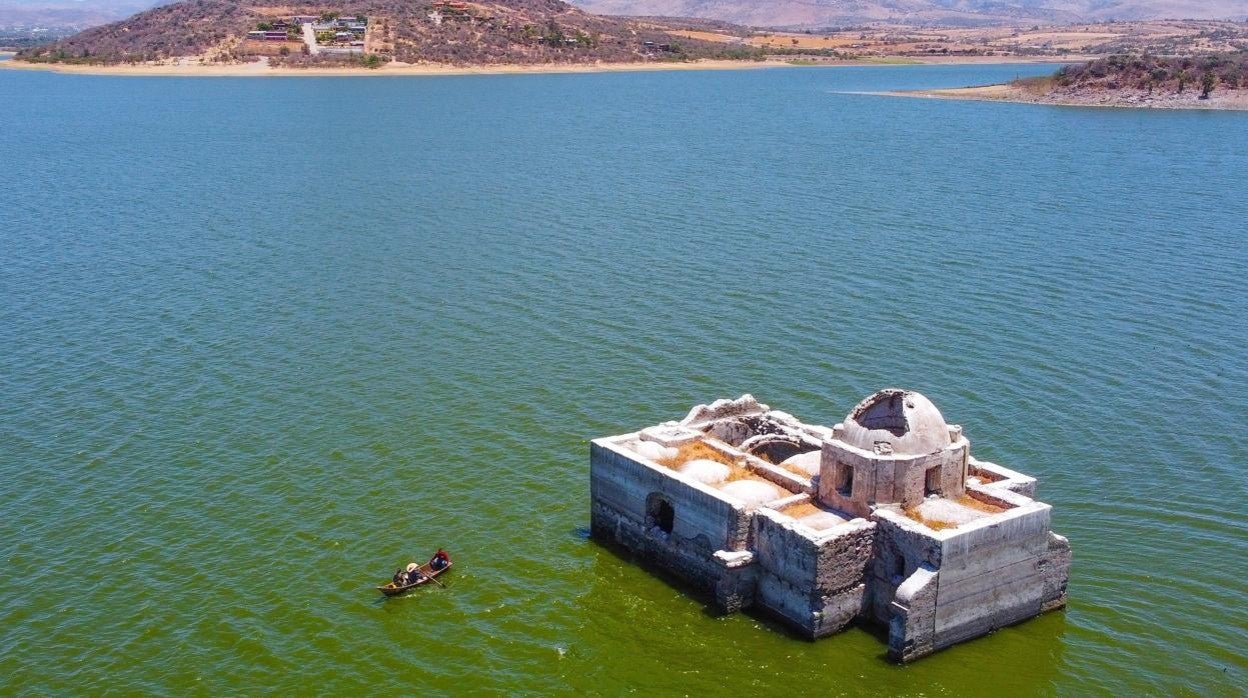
589,391,1071,662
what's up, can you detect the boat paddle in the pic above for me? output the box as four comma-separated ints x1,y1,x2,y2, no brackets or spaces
423,566,446,588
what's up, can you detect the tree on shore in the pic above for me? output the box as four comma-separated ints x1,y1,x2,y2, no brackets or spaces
1040,53,1248,98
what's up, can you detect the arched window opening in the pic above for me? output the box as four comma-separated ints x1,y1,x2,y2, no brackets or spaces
656,500,675,534
646,493,676,535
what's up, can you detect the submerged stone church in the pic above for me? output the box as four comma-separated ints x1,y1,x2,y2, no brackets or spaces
589,391,1070,662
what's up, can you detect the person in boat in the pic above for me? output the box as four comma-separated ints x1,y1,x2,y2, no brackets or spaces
392,568,406,585
405,562,424,582
430,548,450,571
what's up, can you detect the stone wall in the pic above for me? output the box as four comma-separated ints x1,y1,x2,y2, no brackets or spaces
711,550,758,611
590,438,751,551
751,510,875,637
1039,532,1072,611
596,497,738,600
750,509,820,633
590,437,753,604
969,457,1038,498
930,502,1056,650
868,510,944,625
818,437,968,518
811,520,875,636
888,565,939,661
871,501,1068,661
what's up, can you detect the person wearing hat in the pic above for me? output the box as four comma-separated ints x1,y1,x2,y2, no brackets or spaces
405,562,425,583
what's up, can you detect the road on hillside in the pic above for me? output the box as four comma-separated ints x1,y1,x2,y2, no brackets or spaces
301,23,320,56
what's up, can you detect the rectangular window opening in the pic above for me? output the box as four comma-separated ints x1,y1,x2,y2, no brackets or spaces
837,464,854,496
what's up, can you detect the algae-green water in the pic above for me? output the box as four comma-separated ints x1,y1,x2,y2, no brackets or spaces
1,63,1246,696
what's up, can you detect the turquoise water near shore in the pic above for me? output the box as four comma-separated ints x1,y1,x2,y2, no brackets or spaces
2,63,1246,695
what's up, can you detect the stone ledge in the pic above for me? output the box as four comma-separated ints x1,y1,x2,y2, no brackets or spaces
713,549,755,568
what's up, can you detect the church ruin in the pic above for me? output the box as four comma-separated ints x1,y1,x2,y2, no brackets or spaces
589,391,1071,662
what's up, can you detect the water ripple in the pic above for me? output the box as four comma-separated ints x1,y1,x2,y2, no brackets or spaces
1,64,1246,695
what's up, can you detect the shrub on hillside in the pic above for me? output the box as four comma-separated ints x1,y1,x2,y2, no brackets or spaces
1047,51,1248,94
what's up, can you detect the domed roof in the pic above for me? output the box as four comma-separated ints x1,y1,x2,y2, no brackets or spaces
838,389,950,456
718,480,781,506
678,459,730,485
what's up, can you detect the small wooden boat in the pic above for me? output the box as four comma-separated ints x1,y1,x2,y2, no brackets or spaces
377,559,452,596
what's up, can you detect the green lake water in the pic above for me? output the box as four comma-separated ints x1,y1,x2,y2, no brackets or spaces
1,62,1246,695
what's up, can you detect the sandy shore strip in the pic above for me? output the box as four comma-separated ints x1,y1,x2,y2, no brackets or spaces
0,54,1077,78
0,57,786,78
871,83,1248,111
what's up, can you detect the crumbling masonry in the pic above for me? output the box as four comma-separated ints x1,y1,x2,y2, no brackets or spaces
589,391,1071,662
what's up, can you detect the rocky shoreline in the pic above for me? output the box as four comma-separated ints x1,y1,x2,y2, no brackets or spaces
887,83,1248,110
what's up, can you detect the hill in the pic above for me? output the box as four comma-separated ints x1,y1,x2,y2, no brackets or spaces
568,0,1248,29
0,1,154,29
1027,50,1248,93
15,0,762,65
897,50,1248,109
668,19,1248,60
7,0,1248,35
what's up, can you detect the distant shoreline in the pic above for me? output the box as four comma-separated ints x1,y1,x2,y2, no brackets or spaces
0,54,1068,78
1,57,770,77
877,83,1248,111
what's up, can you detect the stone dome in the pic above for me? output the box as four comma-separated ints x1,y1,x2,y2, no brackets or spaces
838,389,950,456
718,480,781,506
678,459,731,485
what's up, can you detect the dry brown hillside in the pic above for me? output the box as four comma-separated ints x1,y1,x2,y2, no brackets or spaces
16,0,764,64
1024,50,1248,93
670,19,1248,60
570,0,1248,29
